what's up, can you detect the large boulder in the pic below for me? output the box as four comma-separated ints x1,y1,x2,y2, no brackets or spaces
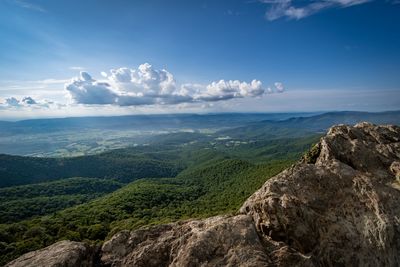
240,122,400,266
5,240,95,267
101,215,270,266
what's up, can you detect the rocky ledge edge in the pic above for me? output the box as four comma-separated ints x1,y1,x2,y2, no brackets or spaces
6,122,400,267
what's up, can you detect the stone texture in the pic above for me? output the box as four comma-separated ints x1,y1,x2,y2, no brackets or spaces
101,215,270,267
7,123,400,267
5,240,94,267
241,122,400,266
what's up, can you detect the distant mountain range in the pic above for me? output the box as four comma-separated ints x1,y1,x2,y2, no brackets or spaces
1,110,399,135
0,112,317,136
219,110,400,139
0,111,398,157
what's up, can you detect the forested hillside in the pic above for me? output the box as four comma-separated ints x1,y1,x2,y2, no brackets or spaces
0,151,181,187
0,131,319,265
0,134,319,187
0,158,292,265
0,178,123,223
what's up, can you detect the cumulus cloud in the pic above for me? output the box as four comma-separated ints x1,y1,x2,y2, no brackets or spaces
105,63,177,96
274,82,285,93
65,63,284,107
21,96,37,105
261,0,371,21
195,79,265,101
5,97,20,107
65,72,118,105
1,96,58,109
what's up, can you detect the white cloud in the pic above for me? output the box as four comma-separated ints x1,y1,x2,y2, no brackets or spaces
107,63,177,96
65,72,118,105
21,96,37,105
1,96,61,109
65,63,283,107
5,97,20,107
262,0,371,21
0,79,69,107
195,79,265,101
274,82,285,93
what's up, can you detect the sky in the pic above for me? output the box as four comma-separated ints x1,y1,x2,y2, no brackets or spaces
0,0,399,119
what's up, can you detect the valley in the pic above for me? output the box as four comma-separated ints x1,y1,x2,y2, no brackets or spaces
0,111,399,265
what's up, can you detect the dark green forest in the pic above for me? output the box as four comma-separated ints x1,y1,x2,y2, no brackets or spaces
0,177,123,224
0,158,292,265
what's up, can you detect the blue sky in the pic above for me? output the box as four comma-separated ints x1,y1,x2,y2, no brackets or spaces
0,0,399,119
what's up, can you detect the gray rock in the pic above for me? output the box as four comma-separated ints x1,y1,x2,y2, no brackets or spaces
5,240,95,267
241,122,400,266
101,215,270,267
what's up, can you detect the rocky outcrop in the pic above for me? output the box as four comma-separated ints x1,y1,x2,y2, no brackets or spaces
240,122,400,266
101,215,270,266
6,123,400,266
5,240,95,267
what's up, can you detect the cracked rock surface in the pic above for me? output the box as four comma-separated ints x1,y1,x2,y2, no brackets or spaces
241,122,400,266
5,240,95,267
